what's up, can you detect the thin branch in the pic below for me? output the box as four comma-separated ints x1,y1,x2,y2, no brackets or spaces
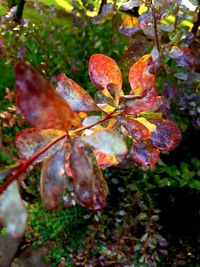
0,112,120,194
0,132,67,194
150,2,160,53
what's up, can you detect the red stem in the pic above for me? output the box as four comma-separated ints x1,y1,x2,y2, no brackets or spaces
0,132,67,194
0,112,118,194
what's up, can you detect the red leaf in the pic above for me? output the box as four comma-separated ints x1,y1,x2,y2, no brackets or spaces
130,140,160,166
149,119,182,151
117,116,150,140
15,128,66,163
120,86,157,115
15,62,74,130
69,141,108,210
56,73,98,112
129,54,155,95
88,54,122,91
40,146,67,210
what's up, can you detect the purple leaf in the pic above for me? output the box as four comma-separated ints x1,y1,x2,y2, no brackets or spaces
149,119,182,151
130,140,160,166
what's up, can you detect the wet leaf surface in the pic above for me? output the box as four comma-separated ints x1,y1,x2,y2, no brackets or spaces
117,116,150,140
15,62,73,130
15,128,66,163
120,86,157,115
149,119,182,151
56,73,98,112
81,130,127,155
129,54,155,95
88,54,122,91
40,146,67,210
130,140,160,166
70,141,108,210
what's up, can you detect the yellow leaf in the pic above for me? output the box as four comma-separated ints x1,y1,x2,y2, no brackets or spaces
135,117,156,132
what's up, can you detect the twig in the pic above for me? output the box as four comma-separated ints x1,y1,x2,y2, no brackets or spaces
0,112,119,194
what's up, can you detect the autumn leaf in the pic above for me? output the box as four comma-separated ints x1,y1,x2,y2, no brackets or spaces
81,129,127,155
129,54,155,95
119,86,157,115
70,141,108,210
40,146,67,210
117,116,150,140
15,128,66,164
56,73,98,112
15,62,74,130
130,140,160,166
149,119,182,151
88,54,123,93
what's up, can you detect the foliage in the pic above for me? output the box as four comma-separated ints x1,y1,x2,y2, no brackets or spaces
0,0,199,266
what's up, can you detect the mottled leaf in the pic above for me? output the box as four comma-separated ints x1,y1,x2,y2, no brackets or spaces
82,115,103,128
82,130,127,155
129,54,155,95
138,11,154,39
120,86,157,115
88,54,122,91
95,150,119,169
130,140,160,166
169,46,197,69
70,141,108,210
56,73,98,112
134,117,157,132
40,146,67,210
120,0,143,10
0,181,27,237
149,96,170,115
15,128,66,163
149,119,182,151
15,62,74,130
117,116,150,140
119,17,140,36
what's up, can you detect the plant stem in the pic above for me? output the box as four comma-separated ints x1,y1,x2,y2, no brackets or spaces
0,112,118,194
150,2,160,53
0,132,67,194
